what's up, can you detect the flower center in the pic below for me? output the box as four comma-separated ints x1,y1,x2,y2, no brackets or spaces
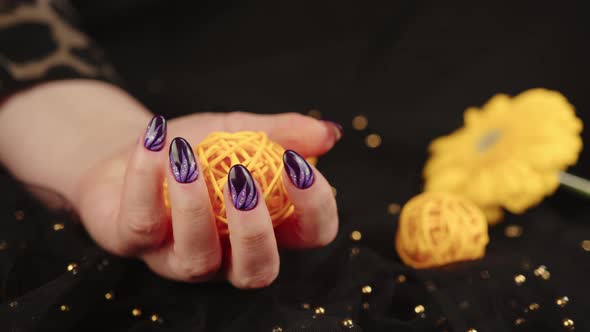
476,129,502,152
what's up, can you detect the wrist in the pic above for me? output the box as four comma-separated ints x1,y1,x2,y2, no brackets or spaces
0,80,152,204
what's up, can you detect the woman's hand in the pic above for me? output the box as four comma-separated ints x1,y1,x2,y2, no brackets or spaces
0,80,341,288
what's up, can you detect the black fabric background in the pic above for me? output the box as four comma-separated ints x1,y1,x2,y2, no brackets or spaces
1,0,590,331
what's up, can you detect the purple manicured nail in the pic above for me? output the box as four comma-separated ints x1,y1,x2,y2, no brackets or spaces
169,137,198,183
322,120,344,141
228,165,258,211
144,115,167,151
283,150,315,189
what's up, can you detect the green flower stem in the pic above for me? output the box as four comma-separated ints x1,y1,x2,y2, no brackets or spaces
560,172,590,198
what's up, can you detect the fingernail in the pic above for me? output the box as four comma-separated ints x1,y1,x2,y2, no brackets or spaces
322,120,344,141
144,115,167,151
169,137,198,183
228,164,258,211
283,150,315,189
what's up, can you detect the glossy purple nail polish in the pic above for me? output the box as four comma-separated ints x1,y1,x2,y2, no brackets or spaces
283,150,315,189
144,115,166,151
228,165,258,211
169,137,198,183
322,120,344,140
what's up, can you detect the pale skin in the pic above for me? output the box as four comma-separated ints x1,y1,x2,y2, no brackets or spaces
0,80,339,288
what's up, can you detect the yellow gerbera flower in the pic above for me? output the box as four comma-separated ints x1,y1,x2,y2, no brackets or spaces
423,88,583,223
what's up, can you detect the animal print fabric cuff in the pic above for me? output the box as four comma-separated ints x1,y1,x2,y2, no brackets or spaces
0,0,120,100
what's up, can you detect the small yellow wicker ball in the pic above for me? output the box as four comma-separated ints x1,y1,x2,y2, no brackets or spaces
165,131,312,235
395,192,489,269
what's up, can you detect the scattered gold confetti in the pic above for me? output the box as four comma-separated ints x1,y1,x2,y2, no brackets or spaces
67,263,78,272
105,292,114,300
562,318,574,330
533,265,551,280
0,241,7,251
514,274,526,285
387,203,401,215
350,231,362,241
307,109,322,119
515,318,525,326
301,303,310,310
362,302,370,310
14,210,25,221
350,247,360,256
556,296,570,308
272,326,283,332
314,307,325,315
361,285,372,294
365,133,382,148
528,303,540,311
132,308,142,317
342,318,354,328
466,329,478,332
150,314,163,323
581,240,590,252
504,224,523,238
480,270,491,279
352,115,368,130
53,223,65,231
414,305,425,314
60,304,70,312
395,275,407,283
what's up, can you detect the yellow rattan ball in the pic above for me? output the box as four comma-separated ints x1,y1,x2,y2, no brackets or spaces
165,131,311,235
395,192,489,269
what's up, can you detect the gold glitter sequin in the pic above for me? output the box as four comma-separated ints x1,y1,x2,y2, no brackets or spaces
466,329,478,332
67,263,78,275
504,224,523,238
528,303,540,311
366,134,382,148
395,274,407,283
515,318,525,326
314,307,325,315
581,240,590,252
352,115,368,130
0,241,7,251
301,303,310,310
60,304,70,312
387,203,401,215
105,292,114,300
272,326,283,332
556,296,570,308
350,231,362,241
350,247,360,256
132,308,142,317
514,274,526,285
14,210,25,221
562,318,574,330
53,223,65,231
534,265,551,280
150,314,163,323
307,109,322,119
362,302,370,310
361,285,372,294
342,318,354,328
414,305,425,314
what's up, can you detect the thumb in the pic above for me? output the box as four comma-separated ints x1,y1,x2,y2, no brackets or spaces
220,112,343,157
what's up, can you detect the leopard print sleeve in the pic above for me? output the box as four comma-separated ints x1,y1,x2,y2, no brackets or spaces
0,0,120,99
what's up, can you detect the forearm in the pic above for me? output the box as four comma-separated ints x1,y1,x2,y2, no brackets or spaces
0,80,152,203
